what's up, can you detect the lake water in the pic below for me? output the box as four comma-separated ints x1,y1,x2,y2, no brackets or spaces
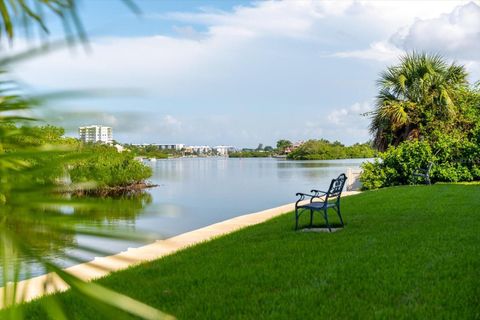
140,157,365,237
5,158,367,281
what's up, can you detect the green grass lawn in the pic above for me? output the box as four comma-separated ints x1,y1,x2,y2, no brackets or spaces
8,184,480,319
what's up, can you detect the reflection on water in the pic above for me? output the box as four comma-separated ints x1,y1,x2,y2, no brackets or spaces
276,159,365,179
276,160,357,169
4,158,367,281
71,192,152,225
1,193,152,282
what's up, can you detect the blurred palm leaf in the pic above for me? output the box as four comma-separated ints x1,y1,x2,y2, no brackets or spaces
0,0,80,42
0,76,172,319
0,0,140,43
0,1,176,318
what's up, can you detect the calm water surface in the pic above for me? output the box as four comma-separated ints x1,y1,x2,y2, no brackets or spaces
9,158,367,280
140,157,365,237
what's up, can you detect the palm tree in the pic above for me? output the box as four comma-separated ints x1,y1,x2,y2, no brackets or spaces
370,52,468,151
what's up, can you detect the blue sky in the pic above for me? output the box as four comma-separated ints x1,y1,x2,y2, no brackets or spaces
7,0,480,147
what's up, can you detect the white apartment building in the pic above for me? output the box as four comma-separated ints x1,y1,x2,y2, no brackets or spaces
187,145,212,154
79,125,113,144
155,144,185,151
214,146,236,156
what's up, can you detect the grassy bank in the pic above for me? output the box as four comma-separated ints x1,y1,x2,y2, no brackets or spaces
9,184,480,319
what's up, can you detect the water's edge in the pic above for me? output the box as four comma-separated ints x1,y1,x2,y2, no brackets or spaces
0,191,361,309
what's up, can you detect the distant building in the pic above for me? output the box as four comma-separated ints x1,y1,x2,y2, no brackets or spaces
79,125,112,144
214,145,236,156
132,143,185,151
187,145,212,154
155,144,185,151
285,141,304,154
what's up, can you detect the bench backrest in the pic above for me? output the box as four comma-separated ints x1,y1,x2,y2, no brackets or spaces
326,173,347,202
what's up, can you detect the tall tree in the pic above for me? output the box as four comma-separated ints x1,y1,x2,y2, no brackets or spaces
370,52,468,151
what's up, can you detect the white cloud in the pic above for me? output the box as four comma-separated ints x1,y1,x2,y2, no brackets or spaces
327,101,371,125
13,0,477,91
172,25,205,40
335,2,480,63
323,101,372,143
333,41,404,62
5,0,479,146
162,115,181,127
327,108,349,125
465,61,480,82
277,101,372,145
303,120,324,138
120,114,182,135
94,113,117,126
161,0,469,39
393,2,480,60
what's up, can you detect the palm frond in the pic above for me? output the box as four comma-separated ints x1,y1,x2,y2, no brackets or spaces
370,51,470,150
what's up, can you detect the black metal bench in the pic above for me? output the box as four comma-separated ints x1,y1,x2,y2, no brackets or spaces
295,173,347,232
412,162,433,185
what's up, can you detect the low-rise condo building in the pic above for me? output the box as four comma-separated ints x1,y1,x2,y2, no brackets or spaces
214,146,236,156
155,144,185,151
132,143,185,151
79,125,113,144
187,145,212,154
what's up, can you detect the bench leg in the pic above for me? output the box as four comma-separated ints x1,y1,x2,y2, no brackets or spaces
336,205,344,227
323,209,332,232
295,207,299,230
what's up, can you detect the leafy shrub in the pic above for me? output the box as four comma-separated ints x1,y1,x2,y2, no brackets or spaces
360,136,480,189
359,160,386,190
360,140,432,189
69,144,152,188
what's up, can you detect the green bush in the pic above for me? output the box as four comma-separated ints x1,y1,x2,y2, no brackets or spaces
359,160,386,190
360,136,480,189
70,144,152,188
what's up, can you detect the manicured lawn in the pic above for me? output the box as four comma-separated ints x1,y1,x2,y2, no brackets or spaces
8,185,480,319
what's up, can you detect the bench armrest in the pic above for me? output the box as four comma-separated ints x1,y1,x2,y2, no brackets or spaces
295,192,316,204
296,192,326,206
296,192,316,198
310,189,327,196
